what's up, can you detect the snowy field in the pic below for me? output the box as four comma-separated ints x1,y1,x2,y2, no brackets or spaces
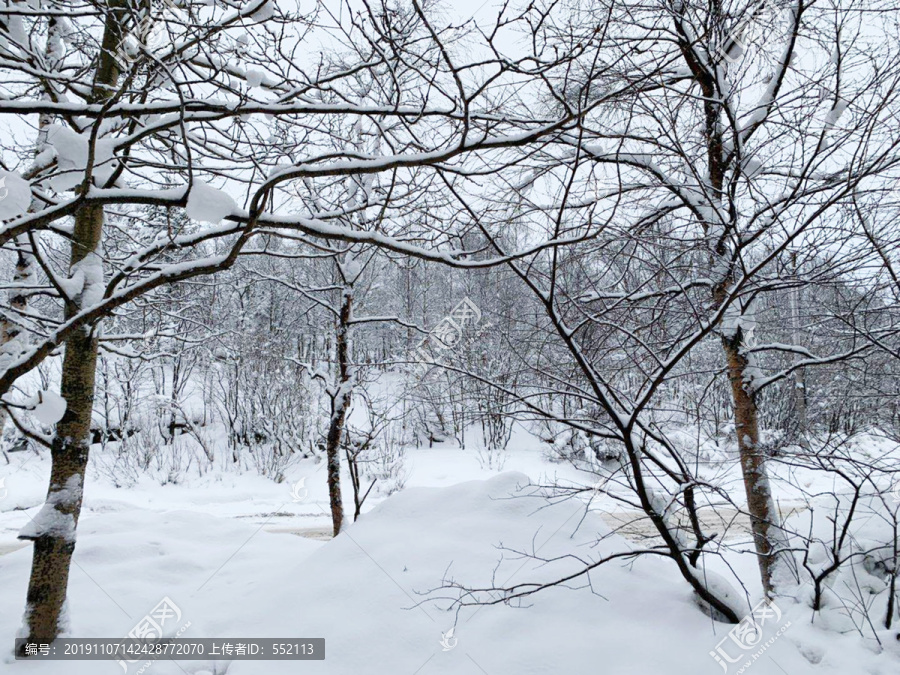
1,1,900,672
2,430,899,675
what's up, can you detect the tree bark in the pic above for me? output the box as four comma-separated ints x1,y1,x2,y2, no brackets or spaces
0,33,51,443
692,54,787,595
0,237,34,444
17,203,105,650
721,331,784,596
789,252,808,437
324,287,352,537
16,2,125,652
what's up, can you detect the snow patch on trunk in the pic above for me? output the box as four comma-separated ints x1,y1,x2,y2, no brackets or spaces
46,125,117,191
18,475,82,543
71,246,105,310
25,390,67,426
0,170,31,220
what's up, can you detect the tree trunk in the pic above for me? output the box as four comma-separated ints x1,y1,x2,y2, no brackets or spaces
722,332,784,596
0,237,35,444
789,252,808,437
0,238,33,346
17,204,105,650
697,69,787,596
16,1,125,651
324,288,352,537
0,49,51,443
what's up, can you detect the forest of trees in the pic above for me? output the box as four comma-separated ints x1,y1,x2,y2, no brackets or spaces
1,0,899,666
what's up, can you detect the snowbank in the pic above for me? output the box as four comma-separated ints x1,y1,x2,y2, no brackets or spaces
3,472,889,673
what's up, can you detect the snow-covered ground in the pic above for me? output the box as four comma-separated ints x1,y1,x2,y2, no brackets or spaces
1,434,899,674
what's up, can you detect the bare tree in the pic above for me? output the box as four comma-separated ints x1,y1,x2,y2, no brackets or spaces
0,0,626,646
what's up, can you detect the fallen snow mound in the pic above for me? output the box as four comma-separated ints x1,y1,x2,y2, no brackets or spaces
1,473,897,674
